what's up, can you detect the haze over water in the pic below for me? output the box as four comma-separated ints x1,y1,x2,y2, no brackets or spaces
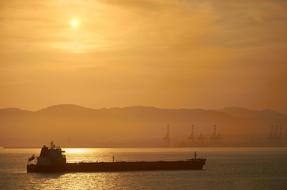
1,147,287,190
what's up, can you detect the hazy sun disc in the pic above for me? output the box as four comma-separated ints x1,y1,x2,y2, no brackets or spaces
70,18,79,29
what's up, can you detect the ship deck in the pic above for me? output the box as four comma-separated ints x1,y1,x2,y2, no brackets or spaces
27,159,206,173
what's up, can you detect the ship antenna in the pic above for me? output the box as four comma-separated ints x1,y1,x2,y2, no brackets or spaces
50,141,55,149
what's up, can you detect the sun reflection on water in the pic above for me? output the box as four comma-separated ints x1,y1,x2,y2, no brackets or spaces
63,148,93,154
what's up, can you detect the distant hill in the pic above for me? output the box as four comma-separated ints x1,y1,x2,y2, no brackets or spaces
0,104,287,147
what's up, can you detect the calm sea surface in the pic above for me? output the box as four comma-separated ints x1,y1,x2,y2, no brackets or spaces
0,147,287,190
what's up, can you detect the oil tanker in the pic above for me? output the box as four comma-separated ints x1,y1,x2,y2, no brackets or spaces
26,142,206,173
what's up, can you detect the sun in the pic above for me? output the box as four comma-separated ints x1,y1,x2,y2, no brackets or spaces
70,18,79,29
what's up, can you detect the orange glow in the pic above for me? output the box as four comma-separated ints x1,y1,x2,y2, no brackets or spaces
0,0,287,147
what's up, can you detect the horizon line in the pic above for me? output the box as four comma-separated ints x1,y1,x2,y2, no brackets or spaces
0,103,283,114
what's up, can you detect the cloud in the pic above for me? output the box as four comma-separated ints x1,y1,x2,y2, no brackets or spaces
89,0,287,50
1,0,287,52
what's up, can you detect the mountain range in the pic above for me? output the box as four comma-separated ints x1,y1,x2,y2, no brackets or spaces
1,104,286,147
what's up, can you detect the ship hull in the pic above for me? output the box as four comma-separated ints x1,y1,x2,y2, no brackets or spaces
27,159,206,173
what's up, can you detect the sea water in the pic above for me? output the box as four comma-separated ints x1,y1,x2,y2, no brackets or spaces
0,147,287,190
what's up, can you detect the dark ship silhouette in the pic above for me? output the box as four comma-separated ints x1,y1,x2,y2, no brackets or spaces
27,142,206,173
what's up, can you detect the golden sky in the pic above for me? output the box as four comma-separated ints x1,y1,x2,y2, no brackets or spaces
0,0,287,112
